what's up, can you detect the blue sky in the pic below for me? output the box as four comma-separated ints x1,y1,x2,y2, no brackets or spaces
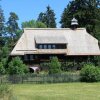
1,0,71,28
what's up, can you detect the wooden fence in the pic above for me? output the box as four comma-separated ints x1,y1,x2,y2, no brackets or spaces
0,73,80,84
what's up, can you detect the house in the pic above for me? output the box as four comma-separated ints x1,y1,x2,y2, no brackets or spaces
10,18,100,66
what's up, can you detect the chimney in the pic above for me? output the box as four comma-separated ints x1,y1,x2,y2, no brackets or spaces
71,17,78,30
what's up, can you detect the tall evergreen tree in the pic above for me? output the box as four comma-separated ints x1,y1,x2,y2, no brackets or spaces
37,12,47,25
6,12,19,40
37,5,56,28
60,0,100,38
6,12,20,50
0,6,5,47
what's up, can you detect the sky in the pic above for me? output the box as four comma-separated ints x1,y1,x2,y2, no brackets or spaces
0,0,71,28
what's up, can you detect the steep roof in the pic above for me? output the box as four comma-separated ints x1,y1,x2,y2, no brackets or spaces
10,28,100,56
35,35,67,44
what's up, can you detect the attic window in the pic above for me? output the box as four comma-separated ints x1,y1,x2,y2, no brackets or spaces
39,45,42,49
37,44,66,49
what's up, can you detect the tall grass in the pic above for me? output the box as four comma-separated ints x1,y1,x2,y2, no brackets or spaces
0,72,80,84
0,84,14,100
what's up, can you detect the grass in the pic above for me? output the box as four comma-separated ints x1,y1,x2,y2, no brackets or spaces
11,83,100,100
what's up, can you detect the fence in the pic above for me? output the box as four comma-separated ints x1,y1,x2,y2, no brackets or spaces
0,73,80,84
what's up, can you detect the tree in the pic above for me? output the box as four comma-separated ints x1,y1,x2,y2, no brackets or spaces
37,12,47,25
1,46,9,58
22,20,47,28
49,57,61,74
6,12,19,40
60,0,100,38
8,57,29,75
0,62,5,75
37,5,56,28
80,63,100,82
0,6,5,47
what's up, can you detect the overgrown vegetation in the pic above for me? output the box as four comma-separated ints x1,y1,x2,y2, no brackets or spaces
8,57,29,75
0,84,13,100
80,63,100,82
49,57,61,74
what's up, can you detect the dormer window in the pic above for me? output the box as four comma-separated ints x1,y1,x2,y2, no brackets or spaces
44,44,47,49
39,44,42,49
37,44,67,49
48,45,52,49
52,45,56,49
35,35,67,49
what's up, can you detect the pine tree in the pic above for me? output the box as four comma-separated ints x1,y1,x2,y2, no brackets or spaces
49,57,61,74
37,5,56,28
60,0,100,38
6,12,19,40
0,6,5,47
37,12,47,26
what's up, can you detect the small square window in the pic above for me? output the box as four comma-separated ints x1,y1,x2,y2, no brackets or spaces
48,45,51,49
44,45,47,49
39,45,42,49
52,45,56,49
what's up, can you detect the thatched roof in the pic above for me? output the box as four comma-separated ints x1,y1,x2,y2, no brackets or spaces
35,35,67,44
10,28,100,56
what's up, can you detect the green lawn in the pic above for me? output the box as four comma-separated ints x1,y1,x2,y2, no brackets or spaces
12,83,100,100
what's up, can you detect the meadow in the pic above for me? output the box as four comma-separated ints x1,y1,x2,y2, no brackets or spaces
12,83,100,100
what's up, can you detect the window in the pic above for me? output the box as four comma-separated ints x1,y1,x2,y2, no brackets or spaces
37,44,67,49
44,45,47,49
52,45,56,49
39,44,42,49
48,45,51,49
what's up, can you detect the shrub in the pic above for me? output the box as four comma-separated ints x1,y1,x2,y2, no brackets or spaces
0,62,5,75
8,57,29,75
40,62,50,71
80,64,100,82
0,84,13,100
49,57,61,74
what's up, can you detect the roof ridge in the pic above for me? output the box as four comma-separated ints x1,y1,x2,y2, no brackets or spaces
24,28,86,30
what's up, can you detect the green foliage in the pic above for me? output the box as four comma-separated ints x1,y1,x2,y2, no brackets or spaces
80,63,100,82
0,84,13,100
40,62,49,71
60,0,100,38
49,57,61,74
0,62,5,75
8,57,29,75
0,46,10,59
37,5,56,28
22,20,47,28
61,61,75,71
6,12,19,40
0,6,5,47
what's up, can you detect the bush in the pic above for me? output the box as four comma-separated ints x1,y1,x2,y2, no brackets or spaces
0,62,5,75
0,84,13,100
80,64,100,82
40,62,50,71
49,57,61,74
8,57,29,75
